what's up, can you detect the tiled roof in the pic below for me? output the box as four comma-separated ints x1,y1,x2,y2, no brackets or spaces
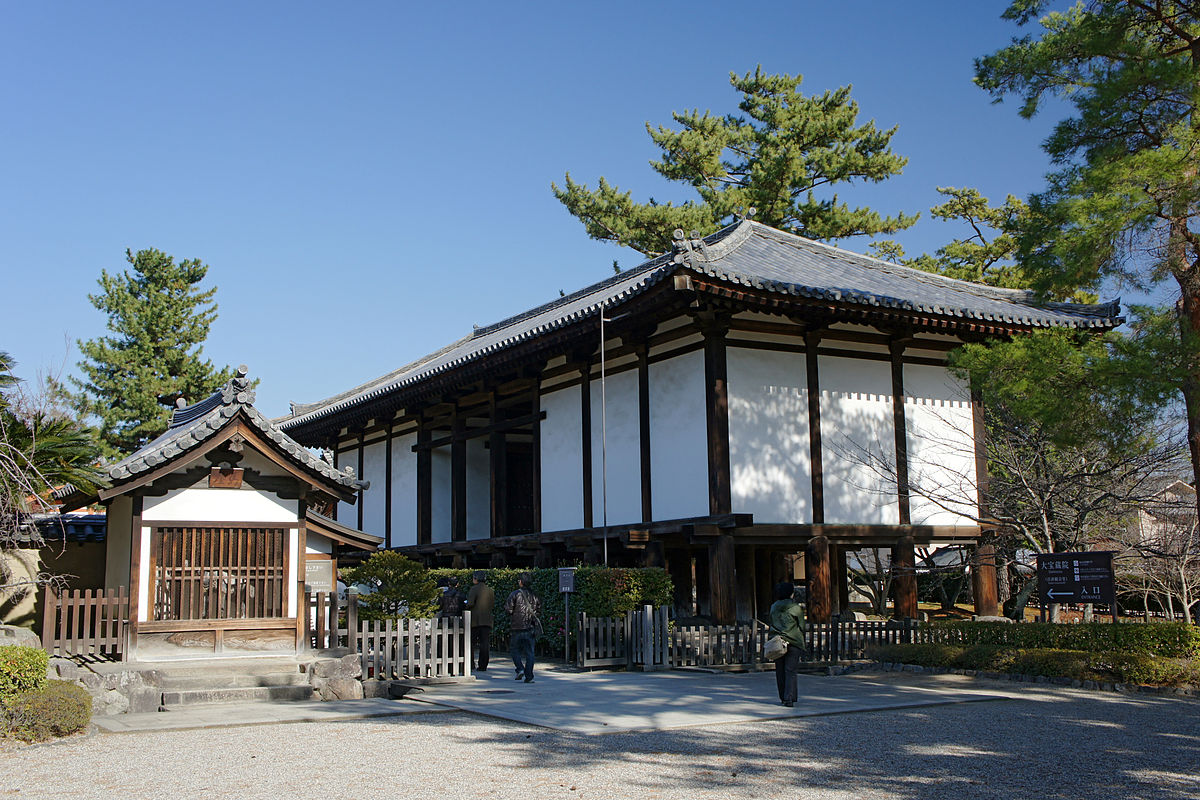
280,220,1122,434
15,513,108,545
104,368,360,492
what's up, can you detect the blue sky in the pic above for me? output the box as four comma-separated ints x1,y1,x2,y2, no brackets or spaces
2,2,1096,418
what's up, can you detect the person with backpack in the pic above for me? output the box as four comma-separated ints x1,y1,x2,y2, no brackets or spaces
466,571,495,671
770,581,806,707
505,572,542,683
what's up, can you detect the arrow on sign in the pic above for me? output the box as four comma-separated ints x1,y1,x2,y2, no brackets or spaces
1046,589,1072,599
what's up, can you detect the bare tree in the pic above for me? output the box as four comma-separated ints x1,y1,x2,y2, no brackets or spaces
1114,482,1200,624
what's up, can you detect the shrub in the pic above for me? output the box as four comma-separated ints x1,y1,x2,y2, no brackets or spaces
430,566,673,653
342,551,438,620
865,643,963,667
0,646,48,705
925,621,1200,658
4,680,92,743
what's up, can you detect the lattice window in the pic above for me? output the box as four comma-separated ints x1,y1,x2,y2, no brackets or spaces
151,527,287,621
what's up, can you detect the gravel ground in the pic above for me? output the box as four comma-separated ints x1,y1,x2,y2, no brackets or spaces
4,688,1199,800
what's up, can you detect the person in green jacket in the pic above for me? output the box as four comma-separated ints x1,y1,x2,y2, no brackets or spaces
770,581,806,707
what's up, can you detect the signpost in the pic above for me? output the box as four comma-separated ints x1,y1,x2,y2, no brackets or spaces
1036,551,1117,623
559,568,576,664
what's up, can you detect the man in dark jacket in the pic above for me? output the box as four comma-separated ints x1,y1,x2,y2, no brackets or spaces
504,572,541,683
466,571,495,672
438,576,465,618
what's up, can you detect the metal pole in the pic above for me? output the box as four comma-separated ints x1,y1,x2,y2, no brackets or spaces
564,592,571,664
600,302,609,566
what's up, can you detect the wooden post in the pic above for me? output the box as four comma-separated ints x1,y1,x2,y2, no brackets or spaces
805,331,824,523
41,588,57,657
835,544,850,613
667,548,694,617
580,365,593,529
828,543,842,619
702,320,732,515
417,420,432,545
296,499,308,652
806,535,832,623
489,393,507,538
384,424,393,549
735,544,757,622
972,543,1000,617
451,410,466,542
127,497,143,658
531,383,542,534
892,534,918,620
708,533,736,624
889,340,911,524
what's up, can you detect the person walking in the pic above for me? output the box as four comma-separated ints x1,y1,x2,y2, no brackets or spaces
437,576,465,618
505,572,541,684
770,581,806,707
466,571,495,672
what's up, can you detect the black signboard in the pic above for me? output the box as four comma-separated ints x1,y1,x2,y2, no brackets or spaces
558,567,576,594
1036,551,1115,605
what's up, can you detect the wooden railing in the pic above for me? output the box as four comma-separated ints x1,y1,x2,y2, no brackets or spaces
304,589,359,652
671,619,770,669
359,612,471,680
577,612,627,667
41,587,129,662
805,619,919,661
629,606,670,671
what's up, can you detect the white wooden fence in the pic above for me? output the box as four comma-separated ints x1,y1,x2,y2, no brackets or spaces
359,612,472,680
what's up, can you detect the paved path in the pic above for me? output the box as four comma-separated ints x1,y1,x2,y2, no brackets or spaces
92,697,446,733
410,663,1013,734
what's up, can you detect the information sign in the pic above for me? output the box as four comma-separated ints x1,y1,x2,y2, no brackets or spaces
305,559,335,593
558,567,576,594
1036,552,1115,605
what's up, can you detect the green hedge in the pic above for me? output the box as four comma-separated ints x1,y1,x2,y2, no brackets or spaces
926,621,1200,658
429,567,673,653
4,680,92,743
0,646,48,706
867,643,1200,688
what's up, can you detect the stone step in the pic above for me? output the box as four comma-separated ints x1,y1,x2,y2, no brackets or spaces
160,684,315,707
158,671,311,690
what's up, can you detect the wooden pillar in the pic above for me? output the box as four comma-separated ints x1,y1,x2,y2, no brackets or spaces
805,331,824,523
489,394,507,538
708,533,736,624
356,433,365,532
531,383,542,533
972,543,1000,617
694,550,711,617
806,535,832,623
127,496,144,656
384,424,393,549
667,548,694,616
580,365,593,529
417,420,432,546
638,346,653,523
835,544,850,613
892,534,918,620
295,499,308,651
735,544,757,623
889,340,911,524
451,410,466,542
828,543,842,619
642,540,666,568
703,320,732,515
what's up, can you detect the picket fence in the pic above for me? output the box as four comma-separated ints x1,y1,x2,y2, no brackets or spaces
41,587,129,662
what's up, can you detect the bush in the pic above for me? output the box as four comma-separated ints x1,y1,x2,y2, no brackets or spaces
4,680,92,742
0,646,48,705
430,566,673,653
343,551,438,620
925,621,1200,658
867,642,1200,688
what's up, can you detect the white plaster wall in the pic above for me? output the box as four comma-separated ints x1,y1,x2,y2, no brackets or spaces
104,495,132,590
650,351,709,520
287,529,297,617
541,386,584,532
360,440,387,538
590,370,641,526
728,348,813,523
390,431,419,547
904,364,978,525
467,438,491,540
306,535,333,555
431,445,452,544
138,525,151,622
142,487,298,523
335,449,356,523
820,355,899,525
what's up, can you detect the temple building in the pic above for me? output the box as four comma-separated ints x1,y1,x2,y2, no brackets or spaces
279,221,1121,624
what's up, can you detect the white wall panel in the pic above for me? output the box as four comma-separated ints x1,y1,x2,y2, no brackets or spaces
650,351,708,520
820,356,899,524
390,432,418,547
728,348,812,523
431,446,452,544
590,370,641,526
467,438,491,540
541,386,584,532
360,440,387,538
142,487,297,522
904,364,978,525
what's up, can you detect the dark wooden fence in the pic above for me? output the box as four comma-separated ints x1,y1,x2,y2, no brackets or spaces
805,619,919,661
671,619,771,670
41,587,129,662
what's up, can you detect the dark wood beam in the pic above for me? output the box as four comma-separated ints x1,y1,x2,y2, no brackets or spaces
451,410,466,543
489,393,507,539
701,315,732,515
417,421,432,546
580,364,593,529
890,339,911,525
805,330,825,524
412,411,547,451
638,344,653,523
384,425,393,548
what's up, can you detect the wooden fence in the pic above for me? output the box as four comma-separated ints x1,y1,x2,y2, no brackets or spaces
41,587,129,662
805,619,919,661
304,589,359,652
577,612,626,667
359,612,471,680
671,619,771,670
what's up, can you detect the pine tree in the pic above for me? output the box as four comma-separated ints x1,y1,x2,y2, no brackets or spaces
70,248,236,455
552,67,917,257
975,1,1200,519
